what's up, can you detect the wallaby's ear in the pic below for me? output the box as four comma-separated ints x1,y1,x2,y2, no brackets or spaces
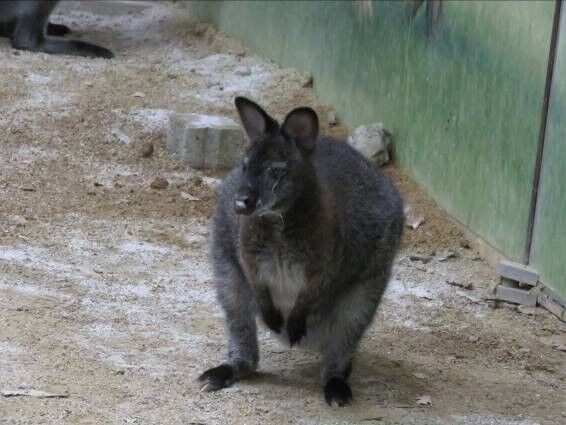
282,107,319,151
235,97,277,141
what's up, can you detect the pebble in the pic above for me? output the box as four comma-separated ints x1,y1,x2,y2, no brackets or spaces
326,110,337,125
150,177,169,190
141,142,154,158
517,305,542,316
234,66,251,76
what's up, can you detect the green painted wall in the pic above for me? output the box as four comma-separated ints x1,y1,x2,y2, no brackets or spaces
187,1,554,261
530,6,566,298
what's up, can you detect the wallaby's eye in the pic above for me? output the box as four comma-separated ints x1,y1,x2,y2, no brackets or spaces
268,162,287,179
269,167,283,179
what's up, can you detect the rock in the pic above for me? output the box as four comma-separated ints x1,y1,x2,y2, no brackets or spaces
11,215,27,227
326,110,337,125
416,395,432,406
167,113,247,169
181,192,199,201
409,254,433,264
407,215,425,230
413,372,427,379
446,280,473,290
459,238,471,249
552,344,566,352
234,66,251,76
301,73,313,88
468,335,479,343
348,123,392,167
190,22,209,36
437,250,458,262
517,305,542,316
150,177,169,190
140,142,154,158
132,91,145,98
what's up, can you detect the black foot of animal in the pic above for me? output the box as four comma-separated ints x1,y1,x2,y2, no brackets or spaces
324,377,352,407
261,306,284,334
47,22,71,36
287,313,307,346
198,364,234,391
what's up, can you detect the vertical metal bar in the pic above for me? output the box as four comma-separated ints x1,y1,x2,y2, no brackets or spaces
524,0,563,264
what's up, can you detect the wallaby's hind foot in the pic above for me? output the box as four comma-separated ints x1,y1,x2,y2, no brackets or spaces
198,358,257,392
47,22,70,36
198,364,234,392
324,377,353,407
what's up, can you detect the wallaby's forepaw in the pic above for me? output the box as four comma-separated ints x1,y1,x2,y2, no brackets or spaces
198,364,234,392
287,313,307,346
261,307,284,334
324,377,352,407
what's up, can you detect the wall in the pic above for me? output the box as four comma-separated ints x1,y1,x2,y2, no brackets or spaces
530,3,566,299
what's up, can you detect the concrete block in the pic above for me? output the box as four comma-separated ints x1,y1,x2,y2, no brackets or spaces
348,123,391,167
167,113,247,170
498,260,539,286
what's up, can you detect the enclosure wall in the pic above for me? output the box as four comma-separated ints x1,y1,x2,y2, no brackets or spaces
530,4,566,299
187,1,555,262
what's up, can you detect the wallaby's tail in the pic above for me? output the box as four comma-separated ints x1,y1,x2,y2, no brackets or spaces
39,37,113,58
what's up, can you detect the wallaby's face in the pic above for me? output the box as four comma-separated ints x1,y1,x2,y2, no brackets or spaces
234,97,319,217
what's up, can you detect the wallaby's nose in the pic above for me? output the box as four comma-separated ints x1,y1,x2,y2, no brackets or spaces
234,192,257,215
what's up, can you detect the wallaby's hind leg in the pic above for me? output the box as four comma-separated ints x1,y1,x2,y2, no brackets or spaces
198,258,259,391
47,22,70,36
321,274,389,406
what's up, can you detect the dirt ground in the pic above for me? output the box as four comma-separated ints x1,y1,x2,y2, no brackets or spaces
1,2,565,425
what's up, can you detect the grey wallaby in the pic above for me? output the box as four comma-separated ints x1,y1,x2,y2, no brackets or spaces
0,0,113,58
199,97,404,406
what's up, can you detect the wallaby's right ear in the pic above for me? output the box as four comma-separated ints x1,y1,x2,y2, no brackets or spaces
235,97,277,141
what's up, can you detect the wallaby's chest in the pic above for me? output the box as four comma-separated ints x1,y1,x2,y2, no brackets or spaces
256,253,306,319
240,226,307,320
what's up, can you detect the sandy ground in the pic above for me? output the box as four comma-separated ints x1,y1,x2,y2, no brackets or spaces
0,2,565,425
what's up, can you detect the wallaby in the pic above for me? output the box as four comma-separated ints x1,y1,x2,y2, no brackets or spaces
0,1,113,58
199,97,404,406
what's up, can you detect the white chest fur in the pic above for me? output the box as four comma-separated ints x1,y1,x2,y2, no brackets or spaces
257,257,306,320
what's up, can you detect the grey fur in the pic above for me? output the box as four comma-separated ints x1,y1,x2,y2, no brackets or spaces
199,97,404,406
0,1,113,58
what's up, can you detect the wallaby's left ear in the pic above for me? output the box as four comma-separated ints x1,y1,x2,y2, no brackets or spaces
282,107,319,151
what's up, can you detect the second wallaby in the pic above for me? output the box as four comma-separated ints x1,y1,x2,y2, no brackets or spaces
0,1,113,58
199,97,404,406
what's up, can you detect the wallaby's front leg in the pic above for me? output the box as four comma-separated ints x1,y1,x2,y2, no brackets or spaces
286,271,324,346
255,285,284,333
286,304,308,346
198,263,259,391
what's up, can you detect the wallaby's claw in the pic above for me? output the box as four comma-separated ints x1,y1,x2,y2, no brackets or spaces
287,313,307,346
261,306,284,334
198,364,234,391
324,377,352,407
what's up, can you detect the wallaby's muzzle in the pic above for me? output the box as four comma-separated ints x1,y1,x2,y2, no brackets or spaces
234,189,258,215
